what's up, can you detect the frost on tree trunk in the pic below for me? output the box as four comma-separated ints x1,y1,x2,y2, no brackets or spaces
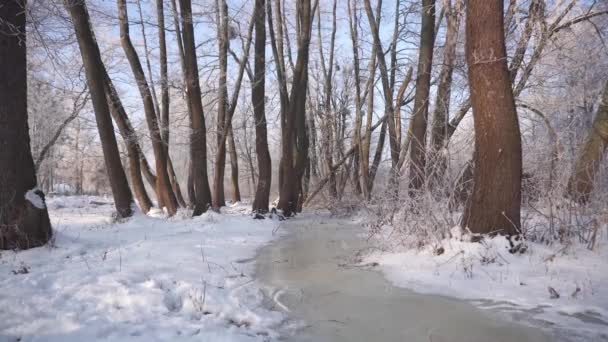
567,80,608,203
0,0,52,250
461,0,522,235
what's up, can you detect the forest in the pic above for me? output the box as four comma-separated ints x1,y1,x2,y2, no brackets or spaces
0,0,607,341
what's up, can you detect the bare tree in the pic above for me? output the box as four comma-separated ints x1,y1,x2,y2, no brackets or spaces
275,0,317,215
0,0,52,249
408,0,436,196
252,0,272,214
179,0,213,215
65,0,134,218
461,0,522,235
117,0,178,216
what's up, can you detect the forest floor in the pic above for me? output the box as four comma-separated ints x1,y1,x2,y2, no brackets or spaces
0,197,606,341
0,196,286,342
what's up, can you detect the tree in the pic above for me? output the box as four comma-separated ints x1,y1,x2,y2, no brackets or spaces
0,0,53,249
567,80,608,203
461,0,522,235
408,0,436,196
179,0,213,215
275,0,316,216
212,0,230,209
428,0,462,186
251,0,272,214
117,0,178,216
65,0,134,218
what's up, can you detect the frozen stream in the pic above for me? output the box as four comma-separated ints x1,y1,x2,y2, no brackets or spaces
256,219,552,342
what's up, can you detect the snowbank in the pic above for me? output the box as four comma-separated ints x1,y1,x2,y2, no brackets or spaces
0,197,285,342
365,226,608,341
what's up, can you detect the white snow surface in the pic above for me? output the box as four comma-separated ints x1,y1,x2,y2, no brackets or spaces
25,189,46,209
365,226,608,341
0,196,285,342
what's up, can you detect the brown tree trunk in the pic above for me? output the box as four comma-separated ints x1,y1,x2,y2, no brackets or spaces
0,0,53,250
252,0,272,214
66,0,134,218
170,0,196,207
567,80,608,203
117,0,178,216
179,0,213,215
408,0,436,195
461,0,522,235
276,0,315,216
104,75,154,213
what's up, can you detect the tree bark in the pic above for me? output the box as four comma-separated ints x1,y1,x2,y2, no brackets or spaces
117,0,178,216
276,0,315,216
212,0,230,209
227,126,241,202
408,0,436,195
567,80,608,203
252,0,272,214
170,0,196,207
66,0,134,218
104,75,154,213
179,0,213,215
0,0,53,250
461,0,522,235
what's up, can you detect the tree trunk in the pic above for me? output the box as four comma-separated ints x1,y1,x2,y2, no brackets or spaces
0,0,53,250
212,0,230,209
276,0,314,216
227,126,241,203
461,0,522,235
567,80,608,203
117,0,178,216
408,0,436,195
179,0,213,215
252,0,272,213
170,0,196,207
429,0,462,187
66,0,134,218
104,75,154,213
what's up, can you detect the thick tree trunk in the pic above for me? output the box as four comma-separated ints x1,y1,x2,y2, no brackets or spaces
66,0,134,218
0,0,53,250
408,0,436,195
179,0,213,215
117,0,178,216
461,0,522,235
276,0,314,216
567,80,608,203
252,0,272,214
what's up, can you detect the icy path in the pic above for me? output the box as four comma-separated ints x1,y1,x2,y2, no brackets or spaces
255,216,553,342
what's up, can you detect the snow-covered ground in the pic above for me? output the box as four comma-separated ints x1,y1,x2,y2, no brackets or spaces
364,224,608,341
0,196,285,342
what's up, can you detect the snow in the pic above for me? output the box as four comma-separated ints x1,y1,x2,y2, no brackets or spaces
25,189,46,209
0,196,285,342
365,225,608,341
